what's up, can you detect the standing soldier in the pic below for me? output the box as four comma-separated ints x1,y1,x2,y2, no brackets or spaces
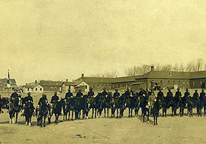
193,89,200,116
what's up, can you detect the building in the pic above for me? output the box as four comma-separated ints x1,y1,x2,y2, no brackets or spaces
72,67,206,92
39,80,63,92
0,78,18,92
24,84,44,92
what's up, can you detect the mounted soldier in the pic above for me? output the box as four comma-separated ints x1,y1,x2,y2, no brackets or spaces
0,94,3,113
51,92,59,115
184,88,190,114
102,88,108,98
199,89,205,116
193,89,200,116
174,88,182,116
65,89,73,101
87,88,94,99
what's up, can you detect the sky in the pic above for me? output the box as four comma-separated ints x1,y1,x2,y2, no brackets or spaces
0,0,206,85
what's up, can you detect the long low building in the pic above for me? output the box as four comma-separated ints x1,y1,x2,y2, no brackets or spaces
65,67,206,93
23,67,206,93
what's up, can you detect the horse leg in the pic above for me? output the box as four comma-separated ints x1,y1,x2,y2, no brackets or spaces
44,116,46,127
15,112,18,124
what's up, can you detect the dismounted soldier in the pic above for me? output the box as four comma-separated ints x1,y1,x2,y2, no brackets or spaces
193,89,200,116
187,95,193,116
65,89,73,101
87,88,94,99
199,89,205,116
102,88,108,97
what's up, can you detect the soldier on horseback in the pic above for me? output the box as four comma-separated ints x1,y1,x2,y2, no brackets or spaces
88,88,94,99
51,92,59,113
65,89,73,101
0,94,3,113
199,89,205,116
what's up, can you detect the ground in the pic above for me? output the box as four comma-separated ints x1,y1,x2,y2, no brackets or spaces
0,89,206,144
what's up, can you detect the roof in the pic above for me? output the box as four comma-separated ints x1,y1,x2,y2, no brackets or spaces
130,82,145,85
63,81,77,86
76,77,115,84
141,71,191,79
0,78,17,85
39,80,63,87
190,71,206,79
24,84,39,89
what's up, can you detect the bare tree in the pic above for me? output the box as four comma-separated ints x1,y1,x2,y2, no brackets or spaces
179,63,185,71
172,63,179,71
185,61,195,72
196,58,204,71
124,66,139,76
102,70,119,78
161,64,172,71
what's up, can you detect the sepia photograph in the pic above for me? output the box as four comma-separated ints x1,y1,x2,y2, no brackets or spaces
0,0,206,143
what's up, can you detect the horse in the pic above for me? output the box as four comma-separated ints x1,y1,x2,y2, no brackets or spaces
23,101,35,126
52,99,64,123
37,101,51,127
103,93,112,118
90,96,97,118
9,97,22,124
151,100,160,126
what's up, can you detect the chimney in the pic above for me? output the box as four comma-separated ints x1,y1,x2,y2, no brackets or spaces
81,74,84,78
35,80,38,84
151,66,154,72
66,79,68,82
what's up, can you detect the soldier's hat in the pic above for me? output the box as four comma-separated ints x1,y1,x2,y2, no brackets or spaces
89,88,93,90
115,89,118,91
103,88,106,90
177,88,180,90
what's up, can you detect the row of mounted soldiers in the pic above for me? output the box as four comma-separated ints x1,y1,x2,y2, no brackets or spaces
2,87,206,126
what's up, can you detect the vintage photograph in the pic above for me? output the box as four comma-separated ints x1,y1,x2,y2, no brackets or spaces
0,0,206,144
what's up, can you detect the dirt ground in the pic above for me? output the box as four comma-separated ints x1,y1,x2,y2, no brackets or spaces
0,89,206,144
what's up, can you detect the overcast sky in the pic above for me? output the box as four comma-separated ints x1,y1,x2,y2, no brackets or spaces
0,0,206,85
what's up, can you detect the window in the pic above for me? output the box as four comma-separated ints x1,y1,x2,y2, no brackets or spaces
201,81,203,85
160,80,162,85
85,85,87,89
178,81,180,85
35,88,37,91
168,80,170,86
193,81,195,86
40,88,42,91
173,81,175,85
27,88,29,91
183,81,185,86
187,82,189,86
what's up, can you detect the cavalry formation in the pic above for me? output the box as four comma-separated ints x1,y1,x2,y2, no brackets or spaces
1,87,206,127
